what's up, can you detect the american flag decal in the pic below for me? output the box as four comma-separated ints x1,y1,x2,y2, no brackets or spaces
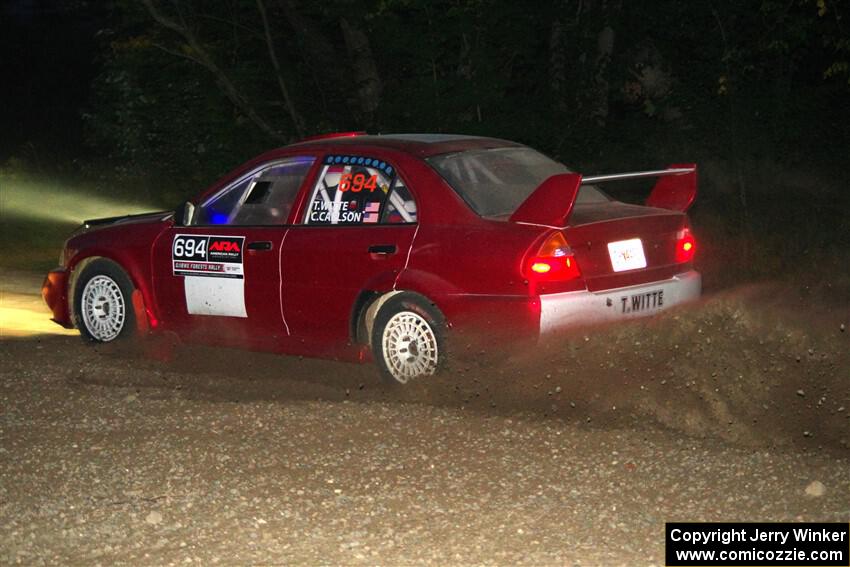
363,201,380,223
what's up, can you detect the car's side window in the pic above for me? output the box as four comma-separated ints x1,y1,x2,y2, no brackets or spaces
194,157,315,226
381,177,418,224
304,155,410,225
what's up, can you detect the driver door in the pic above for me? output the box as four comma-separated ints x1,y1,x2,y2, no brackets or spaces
151,156,316,349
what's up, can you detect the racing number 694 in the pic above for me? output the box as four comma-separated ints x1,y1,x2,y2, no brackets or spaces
339,173,378,193
174,236,206,258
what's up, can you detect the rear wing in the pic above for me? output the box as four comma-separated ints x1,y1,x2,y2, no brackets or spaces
588,163,697,212
510,164,697,226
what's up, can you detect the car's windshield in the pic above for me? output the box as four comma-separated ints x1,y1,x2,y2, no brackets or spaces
427,147,609,217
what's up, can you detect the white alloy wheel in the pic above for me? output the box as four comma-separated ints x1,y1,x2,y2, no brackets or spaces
381,310,439,383
80,275,127,341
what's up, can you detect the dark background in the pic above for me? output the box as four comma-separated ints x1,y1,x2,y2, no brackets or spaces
2,0,849,284
0,1,103,162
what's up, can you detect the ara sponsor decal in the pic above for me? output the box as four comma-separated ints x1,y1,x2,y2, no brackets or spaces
208,237,243,262
172,234,247,317
172,235,244,278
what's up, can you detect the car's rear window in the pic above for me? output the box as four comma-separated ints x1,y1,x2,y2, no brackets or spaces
427,147,608,217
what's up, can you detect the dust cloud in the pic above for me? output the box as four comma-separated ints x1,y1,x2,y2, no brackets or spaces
31,281,847,455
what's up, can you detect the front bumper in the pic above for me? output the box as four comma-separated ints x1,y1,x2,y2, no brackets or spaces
539,270,701,334
41,268,73,328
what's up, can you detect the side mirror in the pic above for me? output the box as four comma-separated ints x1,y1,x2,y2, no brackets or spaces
175,202,195,226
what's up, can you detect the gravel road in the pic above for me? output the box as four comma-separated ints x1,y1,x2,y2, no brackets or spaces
1,272,848,565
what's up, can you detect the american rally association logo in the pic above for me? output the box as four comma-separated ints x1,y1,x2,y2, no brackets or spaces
208,237,243,262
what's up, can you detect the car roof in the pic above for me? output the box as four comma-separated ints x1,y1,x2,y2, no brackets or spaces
288,133,523,158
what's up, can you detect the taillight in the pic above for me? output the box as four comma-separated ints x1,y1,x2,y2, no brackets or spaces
524,232,581,281
675,228,696,263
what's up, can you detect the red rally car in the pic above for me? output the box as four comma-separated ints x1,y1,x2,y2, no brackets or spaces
43,133,700,384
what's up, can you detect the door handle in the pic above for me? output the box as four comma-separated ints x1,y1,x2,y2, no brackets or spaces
247,241,273,251
368,244,397,255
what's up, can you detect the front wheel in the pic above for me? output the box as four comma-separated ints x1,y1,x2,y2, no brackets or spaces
372,293,446,384
73,259,137,343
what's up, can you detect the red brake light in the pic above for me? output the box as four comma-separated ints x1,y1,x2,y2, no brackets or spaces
524,232,581,281
675,228,696,263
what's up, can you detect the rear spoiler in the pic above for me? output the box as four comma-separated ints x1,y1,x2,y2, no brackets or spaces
510,163,697,226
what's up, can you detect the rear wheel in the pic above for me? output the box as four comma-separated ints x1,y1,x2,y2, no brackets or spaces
74,259,137,343
372,293,446,384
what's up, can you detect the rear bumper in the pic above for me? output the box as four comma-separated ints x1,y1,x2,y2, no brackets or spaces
41,268,73,328
539,270,701,334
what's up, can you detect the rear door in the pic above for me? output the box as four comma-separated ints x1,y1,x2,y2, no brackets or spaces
281,154,419,351
152,157,315,348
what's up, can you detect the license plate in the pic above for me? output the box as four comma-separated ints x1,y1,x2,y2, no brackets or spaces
607,238,647,272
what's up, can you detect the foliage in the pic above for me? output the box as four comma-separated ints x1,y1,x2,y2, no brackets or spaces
83,0,849,190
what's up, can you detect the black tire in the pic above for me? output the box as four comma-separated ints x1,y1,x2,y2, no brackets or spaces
73,259,137,343
371,292,447,384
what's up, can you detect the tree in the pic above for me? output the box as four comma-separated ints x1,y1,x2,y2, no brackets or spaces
85,0,849,189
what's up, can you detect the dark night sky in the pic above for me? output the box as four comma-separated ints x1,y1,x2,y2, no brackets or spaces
0,0,104,162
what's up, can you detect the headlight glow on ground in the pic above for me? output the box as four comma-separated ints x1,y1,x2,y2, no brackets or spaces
0,290,77,337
